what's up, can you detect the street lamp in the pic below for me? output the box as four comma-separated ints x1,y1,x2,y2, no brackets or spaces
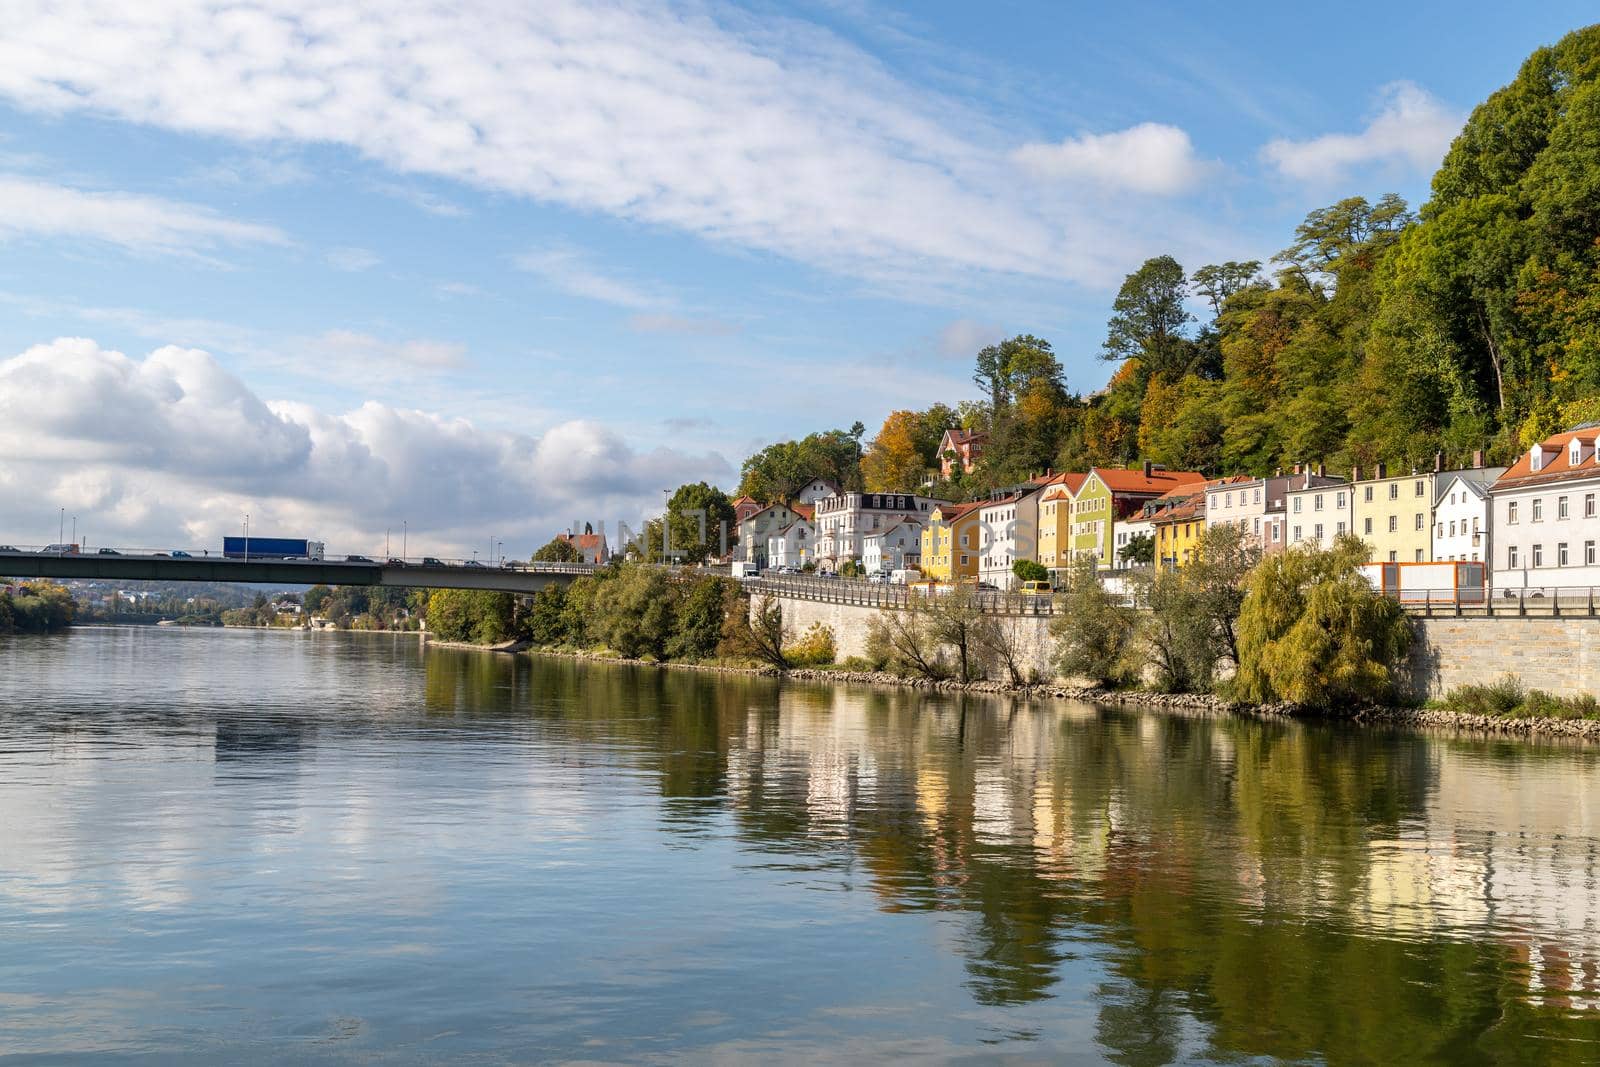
244,513,250,561
662,488,670,562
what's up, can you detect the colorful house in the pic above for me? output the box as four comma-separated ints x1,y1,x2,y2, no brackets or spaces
1069,464,1206,569
1147,477,1250,569
919,502,983,583
1036,472,1086,573
937,427,988,478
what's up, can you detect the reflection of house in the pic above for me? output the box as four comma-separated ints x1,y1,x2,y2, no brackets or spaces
937,427,987,478
863,519,923,575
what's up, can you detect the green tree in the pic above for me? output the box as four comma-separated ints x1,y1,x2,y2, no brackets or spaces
1012,559,1048,583
1233,535,1412,707
1119,532,1155,566
666,482,735,563
527,584,570,646
590,563,677,659
533,536,581,563
670,575,732,660
1104,255,1195,378
1050,557,1137,686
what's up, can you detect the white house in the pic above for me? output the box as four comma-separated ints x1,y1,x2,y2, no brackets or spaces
1490,429,1600,590
737,503,810,567
1111,515,1155,569
766,518,814,569
1433,465,1506,564
1283,472,1353,551
862,518,923,575
978,485,1045,590
812,491,946,570
794,478,839,506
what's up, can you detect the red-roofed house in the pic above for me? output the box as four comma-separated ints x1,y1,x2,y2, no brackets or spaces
1492,427,1600,589
1069,464,1206,568
938,427,987,478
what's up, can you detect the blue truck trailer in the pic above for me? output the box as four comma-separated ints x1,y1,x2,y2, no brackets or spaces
222,536,325,560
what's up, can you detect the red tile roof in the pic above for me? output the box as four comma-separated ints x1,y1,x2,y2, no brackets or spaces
1495,429,1600,490
1090,467,1206,495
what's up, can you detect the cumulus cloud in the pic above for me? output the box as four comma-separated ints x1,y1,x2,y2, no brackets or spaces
1012,123,1207,196
0,0,1104,283
0,175,288,256
0,338,730,555
1261,82,1463,183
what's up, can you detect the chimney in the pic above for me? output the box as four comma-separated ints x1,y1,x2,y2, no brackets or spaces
1472,449,1485,469
1291,463,1301,476
1351,465,1361,483
1435,450,1445,473
1376,462,1387,479
1274,467,1282,478
1143,460,1153,478
1316,462,1326,478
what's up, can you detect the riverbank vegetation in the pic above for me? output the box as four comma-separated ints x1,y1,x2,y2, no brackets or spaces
0,580,75,634
1433,676,1600,721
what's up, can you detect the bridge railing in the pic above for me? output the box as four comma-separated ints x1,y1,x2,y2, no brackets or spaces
748,575,1060,616
1398,585,1600,617
0,545,599,575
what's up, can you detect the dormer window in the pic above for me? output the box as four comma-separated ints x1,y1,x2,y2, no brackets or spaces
1531,444,1545,472
1572,439,1582,466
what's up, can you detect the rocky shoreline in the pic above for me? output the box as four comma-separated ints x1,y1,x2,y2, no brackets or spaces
461,646,1600,742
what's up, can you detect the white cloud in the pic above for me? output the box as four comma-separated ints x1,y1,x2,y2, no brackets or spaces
0,338,730,555
326,246,380,272
0,0,1122,284
936,318,1002,359
0,175,288,256
1261,82,1463,183
1012,123,1207,196
514,246,671,311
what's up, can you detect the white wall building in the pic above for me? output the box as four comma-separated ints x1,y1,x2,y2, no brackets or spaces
1111,515,1155,569
978,486,1044,590
1432,467,1505,564
862,519,923,575
1283,476,1353,551
794,478,839,506
812,491,945,570
766,518,814,570
1203,478,1267,542
1491,429,1600,590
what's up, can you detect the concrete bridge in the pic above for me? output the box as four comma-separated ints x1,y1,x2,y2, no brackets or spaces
0,549,597,594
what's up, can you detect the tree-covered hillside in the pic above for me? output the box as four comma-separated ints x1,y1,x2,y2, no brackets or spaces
754,25,1600,502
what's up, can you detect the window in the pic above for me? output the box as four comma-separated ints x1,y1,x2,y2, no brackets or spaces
1314,494,1324,512
1388,515,1398,533
1560,496,1570,520
1337,521,1347,535
1573,440,1583,465
1415,549,1424,562
1533,498,1543,522
1508,501,1519,524
1314,523,1324,541
1272,524,1280,542
1364,486,1374,502
1509,545,1519,568
1534,544,1545,568
1415,513,1425,531
1589,493,1597,519
1559,542,1570,567
1415,480,1425,497
1388,550,1397,562
1293,497,1302,513
1364,517,1373,535
1253,517,1260,535
1253,488,1261,504
1389,483,1399,501
1292,525,1302,543
1336,492,1346,509
1588,542,1596,566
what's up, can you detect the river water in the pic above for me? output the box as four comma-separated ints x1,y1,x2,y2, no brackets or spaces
1,626,1599,1063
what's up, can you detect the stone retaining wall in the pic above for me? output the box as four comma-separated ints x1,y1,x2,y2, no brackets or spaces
766,592,1600,699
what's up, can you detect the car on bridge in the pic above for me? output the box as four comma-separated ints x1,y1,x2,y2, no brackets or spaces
344,555,375,563
97,548,121,555
464,560,485,568
385,557,407,567
421,557,445,567
0,545,18,553
40,544,79,555
171,550,192,558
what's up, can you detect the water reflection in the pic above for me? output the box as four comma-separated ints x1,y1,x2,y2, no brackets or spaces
0,629,1598,1062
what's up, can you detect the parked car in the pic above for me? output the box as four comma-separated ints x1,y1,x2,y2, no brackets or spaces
422,557,445,567
344,555,375,563
867,572,890,584
0,545,18,552
464,560,486,568
170,550,192,558
385,557,407,567
97,548,120,556
974,581,999,591
739,570,763,581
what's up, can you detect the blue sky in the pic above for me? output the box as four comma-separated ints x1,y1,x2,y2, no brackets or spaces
0,1,1594,555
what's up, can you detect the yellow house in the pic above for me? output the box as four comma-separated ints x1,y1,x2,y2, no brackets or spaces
1036,473,1086,573
1350,463,1436,563
1149,477,1247,569
919,502,983,582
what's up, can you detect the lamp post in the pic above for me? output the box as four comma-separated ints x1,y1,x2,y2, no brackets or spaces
403,521,407,561
661,488,670,562
244,513,250,561
58,508,63,553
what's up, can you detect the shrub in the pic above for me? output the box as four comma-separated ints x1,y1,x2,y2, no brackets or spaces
1440,675,1525,716
1012,558,1049,583
784,622,837,667
866,600,948,678
670,576,733,660
1050,556,1137,686
721,591,789,668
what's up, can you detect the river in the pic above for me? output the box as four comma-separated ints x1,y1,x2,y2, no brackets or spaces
1,626,1598,1063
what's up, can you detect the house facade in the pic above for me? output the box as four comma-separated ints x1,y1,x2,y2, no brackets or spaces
1284,476,1353,551
737,503,808,567
1112,515,1155,569
1433,466,1506,564
863,520,923,575
557,527,610,564
1490,429,1600,590
920,502,982,583
1069,465,1206,568
1036,473,1085,573
793,478,839,506
937,428,987,478
977,486,1044,590
1150,477,1248,568
1351,464,1436,563
812,491,945,571
766,518,814,569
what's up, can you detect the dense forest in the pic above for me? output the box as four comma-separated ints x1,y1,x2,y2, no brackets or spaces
0,581,75,634
735,25,1600,503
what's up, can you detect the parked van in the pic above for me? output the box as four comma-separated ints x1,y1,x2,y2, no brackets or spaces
889,568,922,585
1018,580,1053,596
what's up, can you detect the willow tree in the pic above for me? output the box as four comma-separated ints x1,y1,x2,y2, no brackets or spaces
1233,535,1411,708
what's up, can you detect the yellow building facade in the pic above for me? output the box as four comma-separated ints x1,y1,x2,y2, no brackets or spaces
919,503,982,582
1036,474,1084,572
1352,468,1436,563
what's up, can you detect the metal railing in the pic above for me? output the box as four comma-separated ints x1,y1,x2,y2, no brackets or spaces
0,544,599,575
1398,585,1600,617
749,574,1059,616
